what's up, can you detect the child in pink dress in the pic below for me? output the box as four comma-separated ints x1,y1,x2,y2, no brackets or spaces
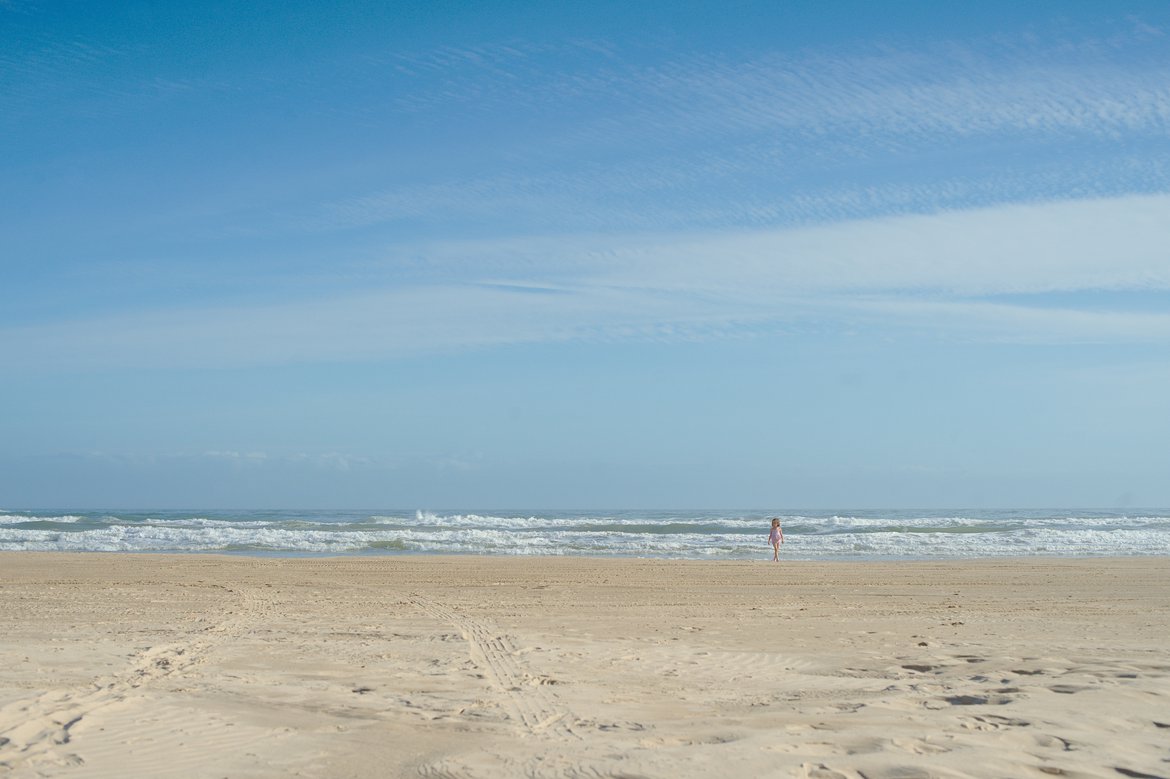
768,517,784,561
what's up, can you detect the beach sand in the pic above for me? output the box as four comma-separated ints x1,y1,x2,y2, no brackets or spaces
1,554,1167,778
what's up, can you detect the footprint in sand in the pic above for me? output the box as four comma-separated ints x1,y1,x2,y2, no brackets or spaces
0,584,278,773
407,595,578,740
960,713,1032,731
801,762,852,779
942,694,1014,706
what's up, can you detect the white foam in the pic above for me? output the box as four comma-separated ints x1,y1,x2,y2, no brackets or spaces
1,510,1168,558
0,514,86,525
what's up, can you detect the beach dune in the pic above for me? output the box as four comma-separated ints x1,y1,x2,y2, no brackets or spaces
1,553,1167,778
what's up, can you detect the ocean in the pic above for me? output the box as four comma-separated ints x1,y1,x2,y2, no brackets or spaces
2,508,1168,559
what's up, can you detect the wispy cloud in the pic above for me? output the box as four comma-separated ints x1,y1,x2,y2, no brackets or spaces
65,449,381,472
622,50,1170,142
348,192,1170,299
595,193,1170,297
842,297,1170,344
13,14,1165,248
378,20,1170,143
287,22,1170,236
286,145,1170,241
6,193,1170,370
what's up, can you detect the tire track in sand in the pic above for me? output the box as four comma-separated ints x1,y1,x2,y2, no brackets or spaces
409,595,578,740
0,583,276,774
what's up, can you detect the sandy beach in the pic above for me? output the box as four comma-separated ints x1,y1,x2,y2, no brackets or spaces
1,554,1167,778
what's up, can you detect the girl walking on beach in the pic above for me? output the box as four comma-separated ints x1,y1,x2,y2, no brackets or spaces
768,517,784,561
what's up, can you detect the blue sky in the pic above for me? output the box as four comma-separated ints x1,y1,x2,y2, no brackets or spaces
3,0,1169,509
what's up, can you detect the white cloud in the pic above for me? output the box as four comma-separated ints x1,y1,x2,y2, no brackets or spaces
61,450,384,472
5,193,1170,370
596,193,1170,296
383,24,1170,144
202,450,269,465
290,26,1170,236
287,144,1170,239
842,297,1170,344
386,192,1170,299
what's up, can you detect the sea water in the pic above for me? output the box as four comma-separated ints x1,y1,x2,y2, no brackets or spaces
2,508,1168,559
